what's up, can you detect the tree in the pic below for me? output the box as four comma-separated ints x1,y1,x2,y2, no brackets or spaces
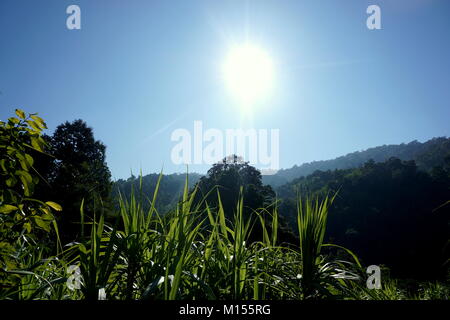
194,155,297,244
0,109,61,290
36,119,112,242
195,155,273,217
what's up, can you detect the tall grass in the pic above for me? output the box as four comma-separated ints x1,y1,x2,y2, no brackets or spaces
2,174,445,300
297,194,333,297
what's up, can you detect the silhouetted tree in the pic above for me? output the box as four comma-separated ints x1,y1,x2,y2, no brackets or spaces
194,155,297,244
35,120,112,242
195,155,274,217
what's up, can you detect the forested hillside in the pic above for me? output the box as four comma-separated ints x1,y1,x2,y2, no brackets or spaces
263,137,450,187
113,173,202,212
276,157,450,280
111,142,450,282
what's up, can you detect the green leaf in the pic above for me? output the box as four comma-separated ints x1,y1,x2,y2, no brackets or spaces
16,153,31,170
41,212,54,221
16,170,32,184
30,115,47,129
39,206,50,215
25,153,34,167
30,137,43,152
0,159,7,172
8,117,20,124
6,146,16,156
15,109,26,119
17,170,33,196
23,222,32,233
26,120,40,132
0,204,18,214
6,177,17,187
45,201,62,211
33,216,51,232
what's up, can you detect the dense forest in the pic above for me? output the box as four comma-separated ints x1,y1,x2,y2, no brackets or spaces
1,110,449,300
276,157,450,281
114,138,450,282
113,173,201,213
263,137,450,187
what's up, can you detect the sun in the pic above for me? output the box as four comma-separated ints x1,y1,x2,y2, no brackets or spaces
223,45,274,111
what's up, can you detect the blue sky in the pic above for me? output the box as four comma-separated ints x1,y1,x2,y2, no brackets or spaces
1,0,449,179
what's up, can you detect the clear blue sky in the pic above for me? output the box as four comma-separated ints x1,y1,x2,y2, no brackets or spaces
1,0,449,179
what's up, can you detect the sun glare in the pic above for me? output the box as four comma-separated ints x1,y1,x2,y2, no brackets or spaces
223,45,274,111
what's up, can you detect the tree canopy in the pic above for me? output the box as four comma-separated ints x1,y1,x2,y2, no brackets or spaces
34,119,112,242
276,157,450,280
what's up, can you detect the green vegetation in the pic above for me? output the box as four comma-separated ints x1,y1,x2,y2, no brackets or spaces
0,110,448,300
0,110,62,295
113,172,202,213
263,137,450,187
277,158,450,281
32,119,113,243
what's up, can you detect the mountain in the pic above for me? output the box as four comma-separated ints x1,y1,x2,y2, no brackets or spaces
275,156,450,280
112,137,450,208
263,137,450,187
